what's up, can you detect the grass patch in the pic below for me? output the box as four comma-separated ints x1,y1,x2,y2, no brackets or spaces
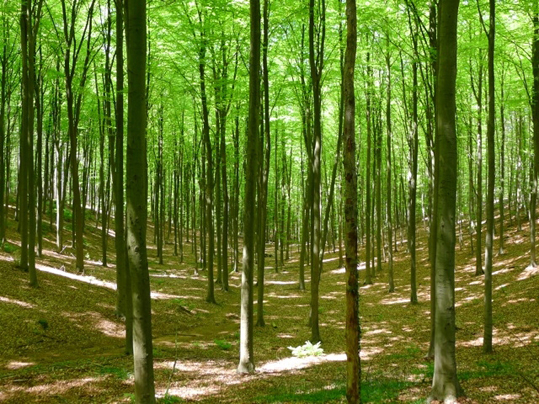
255,378,413,403
214,339,232,350
96,366,131,380
459,360,513,381
157,394,183,403
3,242,18,254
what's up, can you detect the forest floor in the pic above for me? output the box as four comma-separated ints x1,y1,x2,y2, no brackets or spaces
0,205,538,404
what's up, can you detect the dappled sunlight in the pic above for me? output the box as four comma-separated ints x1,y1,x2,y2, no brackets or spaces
276,333,295,339
94,318,124,338
151,273,189,279
495,394,522,400
265,280,297,285
492,267,515,276
1,376,105,400
0,254,15,263
0,296,35,309
5,361,35,370
266,293,302,299
380,297,410,305
258,352,346,373
518,264,539,280
158,385,221,401
364,328,392,336
36,263,117,290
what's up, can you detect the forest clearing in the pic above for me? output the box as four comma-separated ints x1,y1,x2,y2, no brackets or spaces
0,203,538,403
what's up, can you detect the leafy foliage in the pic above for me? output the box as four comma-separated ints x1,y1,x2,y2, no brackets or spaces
287,341,324,358
214,339,232,350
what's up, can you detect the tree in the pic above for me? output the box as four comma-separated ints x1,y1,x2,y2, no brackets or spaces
125,0,156,401
20,0,43,286
58,0,96,274
429,0,464,401
114,0,133,355
308,0,325,344
237,0,260,375
257,0,271,326
405,0,419,304
343,0,360,401
530,0,539,268
477,0,495,354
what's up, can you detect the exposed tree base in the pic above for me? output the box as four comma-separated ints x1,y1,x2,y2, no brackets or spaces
237,362,255,374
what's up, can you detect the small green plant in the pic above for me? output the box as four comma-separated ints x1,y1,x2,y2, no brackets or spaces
98,366,131,380
123,392,135,403
63,208,73,222
158,394,183,404
214,339,232,350
153,347,165,358
3,242,17,254
288,341,324,358
173,298,195,311
37,319,49,330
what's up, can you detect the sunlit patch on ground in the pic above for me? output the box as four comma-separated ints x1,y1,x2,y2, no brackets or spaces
518,264,539,280
5,361,35,370
0,296,35,308
2,376,103,399
258,353,346,373
494,393,521,400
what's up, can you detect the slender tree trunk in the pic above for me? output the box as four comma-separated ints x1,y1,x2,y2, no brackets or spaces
405,2,419,304
125,0,156,401
343,0,360,400
198,24,216,304
426,1,437,359
385,43,394,293
365,53,373,285
472,55,484,276
308,0,325,344
530,0,539,268
257,0,271,325
429,0,463,401
480,0,495,354
237,0,259,375
114,0,132,355
498,67,506,255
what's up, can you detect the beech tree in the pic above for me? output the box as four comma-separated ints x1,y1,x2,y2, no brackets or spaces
237,0,259,375
125,0,156,401
429,0,463,401
343,0,360,401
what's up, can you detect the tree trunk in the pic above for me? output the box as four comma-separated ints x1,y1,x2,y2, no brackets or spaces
237,0,259,375
257,0,271,326
530,0,539,268
343,0,360,401
429,0,463,401
365,53,373,285
308,0,325,344
385,42,394,293
114,0,132,356
481,0,495,354
125,0,156,401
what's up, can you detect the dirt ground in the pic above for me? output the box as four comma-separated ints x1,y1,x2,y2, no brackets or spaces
0,205,538,403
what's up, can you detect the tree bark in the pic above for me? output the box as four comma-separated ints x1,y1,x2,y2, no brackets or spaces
479,0,495,354
429,0,463,401
343,0,360,401
237,0,260,375
125,0,156,401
